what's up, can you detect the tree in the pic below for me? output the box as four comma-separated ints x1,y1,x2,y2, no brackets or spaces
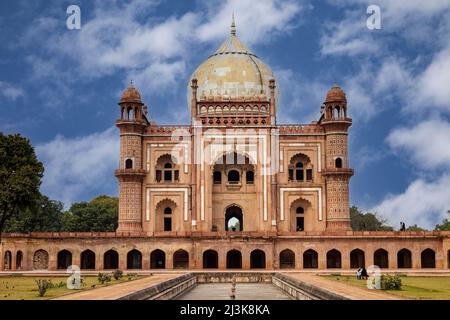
435,210,450,231
3,195,64,233
0,133,44,241
61,195,118,232
406,224,427,232
350,206,394,231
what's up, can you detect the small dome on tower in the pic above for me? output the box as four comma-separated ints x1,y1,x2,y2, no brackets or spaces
120,82,142,103
325,83,346,103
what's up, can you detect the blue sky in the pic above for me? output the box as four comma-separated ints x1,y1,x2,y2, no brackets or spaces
1,0,450,229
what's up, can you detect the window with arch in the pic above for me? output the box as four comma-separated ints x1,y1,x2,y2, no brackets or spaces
246,170,254,184
335,157,343,168
213,171,222,184
227,170,240,184
125,158,133,169
164,207,172,231
156,154,179,183
296,207,304,231
289,154,313,182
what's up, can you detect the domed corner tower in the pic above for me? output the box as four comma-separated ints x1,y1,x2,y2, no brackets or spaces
115,83,148,233
319,83,354,231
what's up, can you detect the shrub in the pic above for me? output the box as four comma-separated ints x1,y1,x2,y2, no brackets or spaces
381,274,402,290
97,273,111,284
36,279,52,297
113,269,123,280
127,273,138,280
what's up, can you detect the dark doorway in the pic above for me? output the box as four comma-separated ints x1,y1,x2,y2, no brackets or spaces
203,250,218,269
226,250,242,269
16,251,23,270
225,206,243,231
3,251,12,270
421,249,435,268
303,249,318,269
151,249,166,269
374,249,389,268
397,249,412,268
173,249,189,269
81,250,96,270
280,249,295,269
57,250,72,269
327,249,342,268
127,250,142,269
104,250,119,269
250,250,266,269
350,249,365,268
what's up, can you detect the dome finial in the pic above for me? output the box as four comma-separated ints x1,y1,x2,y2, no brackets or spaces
231,13,236,35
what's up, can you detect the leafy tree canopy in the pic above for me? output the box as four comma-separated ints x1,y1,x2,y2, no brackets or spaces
435,210,450,231
350,206,394,231
0,133,44,239
61,195,118,232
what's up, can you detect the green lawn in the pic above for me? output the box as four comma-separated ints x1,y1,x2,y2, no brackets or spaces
0,274,142,300
325,275,450,300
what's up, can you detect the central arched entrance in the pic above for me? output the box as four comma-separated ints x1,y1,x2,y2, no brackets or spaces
203,250,218,269
250,250,266,269
225,205,243,231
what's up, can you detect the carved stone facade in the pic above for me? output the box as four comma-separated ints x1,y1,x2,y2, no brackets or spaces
1,22,449,272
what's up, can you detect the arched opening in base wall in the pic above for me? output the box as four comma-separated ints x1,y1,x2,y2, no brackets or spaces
3,251,12,270
250,250,266,269
397,249,412,268
81,250,96,270
57,250,72,269
421,249,436,268
203,250,218,269
303,249,318,269
374,249,389,268
16,251,23,270
350,249,365,268
151,249,166,269
226,250,242,269
127,250,142,269
173,249,189,269
279,249,295,269
104,250,119,269
448,250,450,269
327,249,342,269
33,250,49,270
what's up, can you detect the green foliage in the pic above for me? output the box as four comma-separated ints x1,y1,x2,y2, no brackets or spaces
113,269,123,280
3,195,64,233
435,211,450,231
61,195,118,232
97,273,111,284
381,274,402,290
0,133,44,239
35,279,52,297
406,224,428,232
350,206,394,231
127,273,139,281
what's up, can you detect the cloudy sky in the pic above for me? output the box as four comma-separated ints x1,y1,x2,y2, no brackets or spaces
1,0,449,229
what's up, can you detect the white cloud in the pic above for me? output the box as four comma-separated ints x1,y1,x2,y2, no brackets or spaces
198,0,305,45
36,127,119,206
371,174,450,229
413,47,450,113
0,81,24,101
387,118,450,170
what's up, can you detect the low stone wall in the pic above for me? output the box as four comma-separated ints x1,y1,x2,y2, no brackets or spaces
272,273,348,300
119,273,196,300
194,272,273,284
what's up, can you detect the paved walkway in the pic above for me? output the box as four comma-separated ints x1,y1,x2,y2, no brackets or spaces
283,273,404,300
54,273,184,300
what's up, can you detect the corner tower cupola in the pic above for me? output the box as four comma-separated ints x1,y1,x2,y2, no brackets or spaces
322,83,348,121
189,16,277,126
118,82,148,123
